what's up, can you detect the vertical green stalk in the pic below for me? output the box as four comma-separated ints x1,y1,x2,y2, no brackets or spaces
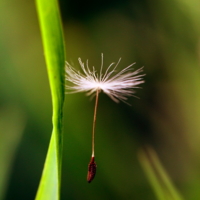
35,0,65,199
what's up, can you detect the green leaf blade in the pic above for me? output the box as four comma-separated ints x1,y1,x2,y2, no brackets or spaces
36,134,58,200
35,0,65,199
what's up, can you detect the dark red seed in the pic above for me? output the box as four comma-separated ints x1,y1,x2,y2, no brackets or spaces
87,156,97,183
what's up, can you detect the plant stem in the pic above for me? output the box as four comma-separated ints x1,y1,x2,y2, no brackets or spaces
91,89,99,157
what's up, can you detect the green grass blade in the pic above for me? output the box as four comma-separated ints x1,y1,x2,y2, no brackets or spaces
138,146,184,200
35,0,65,199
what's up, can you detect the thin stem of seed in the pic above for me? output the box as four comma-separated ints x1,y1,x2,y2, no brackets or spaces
92,89,99,157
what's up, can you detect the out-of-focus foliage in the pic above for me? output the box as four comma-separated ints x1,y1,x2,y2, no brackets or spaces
139,146,184,200
1,0,200,199
0,106,25,200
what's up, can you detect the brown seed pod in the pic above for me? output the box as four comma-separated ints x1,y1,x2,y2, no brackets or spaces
87,156,97,183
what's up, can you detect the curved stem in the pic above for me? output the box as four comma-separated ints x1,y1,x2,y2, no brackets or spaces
91,89,99,157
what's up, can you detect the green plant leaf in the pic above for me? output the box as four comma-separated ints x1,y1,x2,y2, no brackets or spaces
35,0,65,199
138,146,184,200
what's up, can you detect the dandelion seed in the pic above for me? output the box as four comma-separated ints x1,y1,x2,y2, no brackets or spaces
65,54,145,183
87,156,97,183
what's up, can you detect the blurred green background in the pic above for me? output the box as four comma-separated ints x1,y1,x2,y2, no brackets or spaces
1,0,200,199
